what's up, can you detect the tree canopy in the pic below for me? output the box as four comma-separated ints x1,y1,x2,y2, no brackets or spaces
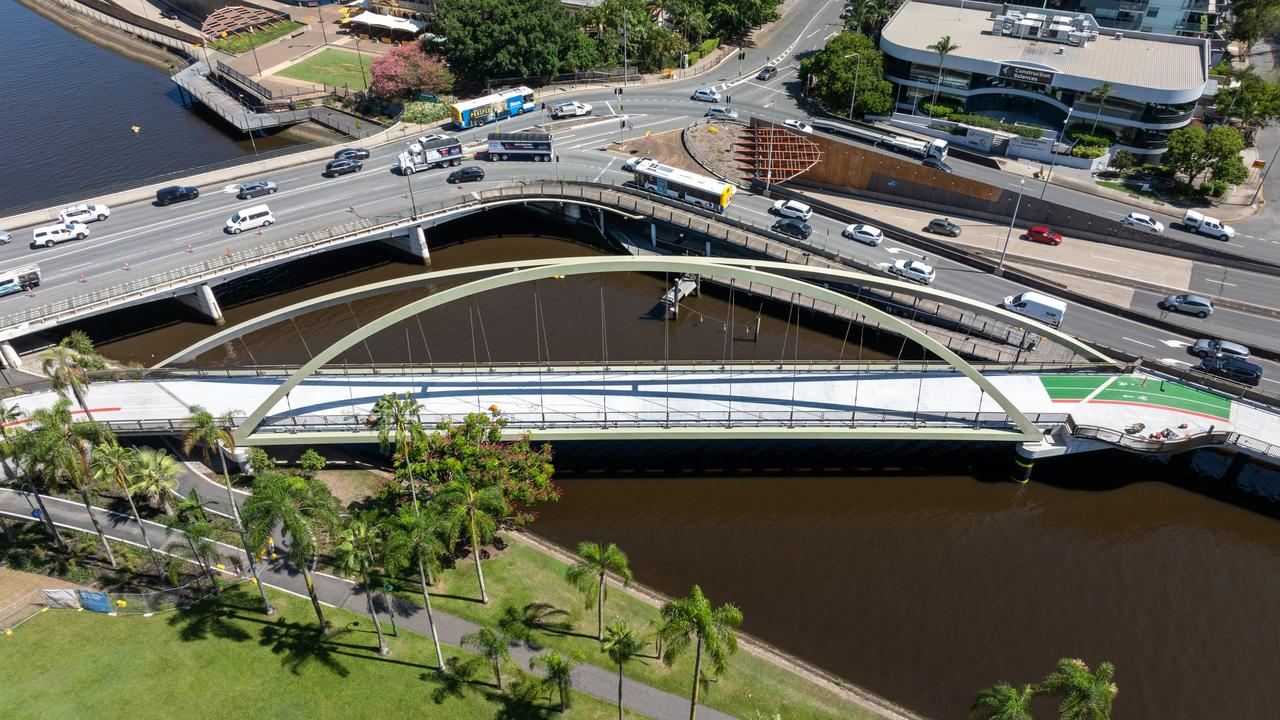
799,32,894,117
437,0,597,81
1215,70,1280,127
1228,0,1280,46
1163,124,1248,185
370,43,454,98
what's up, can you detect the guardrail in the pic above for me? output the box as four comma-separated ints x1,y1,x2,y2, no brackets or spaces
1066,417,1250,455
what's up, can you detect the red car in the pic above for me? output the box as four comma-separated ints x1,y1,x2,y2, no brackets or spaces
1026,226,1063,245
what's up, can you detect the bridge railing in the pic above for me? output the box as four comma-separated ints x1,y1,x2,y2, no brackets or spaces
1064,417,1270,456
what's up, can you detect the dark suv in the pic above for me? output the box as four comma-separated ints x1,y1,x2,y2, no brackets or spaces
156,185,199,205
333,147,371,160
772,218,812,240
324,158,362,177
448,166,485,184
757,65,778,81
1198,355,1263,386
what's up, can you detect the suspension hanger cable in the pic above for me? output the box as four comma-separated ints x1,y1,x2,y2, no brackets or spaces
414,314,433,365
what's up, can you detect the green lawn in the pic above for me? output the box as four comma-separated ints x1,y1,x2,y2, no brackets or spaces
278,48,370,91
210,20,305,55
420,539,887,720
1096,179,1162,202
0,586,626,720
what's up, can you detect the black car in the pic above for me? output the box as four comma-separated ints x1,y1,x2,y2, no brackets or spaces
160,8,180,19
1198,356,1263,386
839,7,852,18
925,218,961,237
324,158,362,177
772,218,812,240
333,147,371,160
237,180,278,199
922,157,953,173
155,185,199,205
448,166,485,184
757,65,778,81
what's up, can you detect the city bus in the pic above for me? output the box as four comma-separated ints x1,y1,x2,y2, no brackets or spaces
632,159,735,214
450,86,537,130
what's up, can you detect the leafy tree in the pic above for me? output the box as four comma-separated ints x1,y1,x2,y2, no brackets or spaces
298,448,326,479
183,405,274,615
335,510,391,655
58,331,106,370
603,619,645,720
435,473,508,604
242,472,340,631
799,32,893,117
1228,0,1280,46
530,650,576,710
430,655,486,703
926,35,960,110
1206,124,1247,183
970,682,1035,720
175,487,217,522
659,585,744,719
21,399,116,566
371,393,425,506
383,504,448,669
1214,69,1280,126
437,0,587,82
462,626,512,690
1162,125,1212,182
162,511,223,594
565,541,633,641
663,0,712,44
1088,83,1113,132
1039,658,1117,720
128,447,179,515
42,345,95,420
91,441,164,576
370,43,454,99
1109,150,1136,172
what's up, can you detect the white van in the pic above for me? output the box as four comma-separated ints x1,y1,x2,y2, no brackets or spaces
225,204,275,234
1001,291,1067,328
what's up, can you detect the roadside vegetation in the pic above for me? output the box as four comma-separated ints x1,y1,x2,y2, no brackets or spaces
970,658,1118,720
209,20,305,55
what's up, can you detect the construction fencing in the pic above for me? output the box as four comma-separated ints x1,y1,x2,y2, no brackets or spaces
2,578,243,633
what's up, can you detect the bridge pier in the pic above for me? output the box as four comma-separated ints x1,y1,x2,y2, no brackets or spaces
177,283,225,326
380,226,431,265
0,342,21,370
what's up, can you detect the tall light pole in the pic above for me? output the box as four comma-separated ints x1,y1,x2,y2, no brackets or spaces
247,24,264,77
405,169,419,217
844,52,861,120
1040,106,1073,199
1250,139,1280,205
996,174,1030,276
355,36,368,88
621,10,629,87
764,95,778,194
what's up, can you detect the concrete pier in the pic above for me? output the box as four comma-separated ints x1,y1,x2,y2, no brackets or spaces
0,342,21,369
381,226,431,265
177,283,225,325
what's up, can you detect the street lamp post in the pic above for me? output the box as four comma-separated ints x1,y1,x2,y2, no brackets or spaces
247,24,264,77
621,10,629,87
405,170,419,217
238,94,260,155
844,52,860,120
1040,106,1073,199
1250,139,1280,205
996,175,1029,276
355,37,368,88
764,95,778,194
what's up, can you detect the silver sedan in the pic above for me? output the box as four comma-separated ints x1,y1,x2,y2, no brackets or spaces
237,180,279,200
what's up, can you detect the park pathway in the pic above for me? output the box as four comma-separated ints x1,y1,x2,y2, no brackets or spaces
0,486,734,720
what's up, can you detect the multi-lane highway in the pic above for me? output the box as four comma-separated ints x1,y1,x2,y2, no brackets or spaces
0,0,1276,388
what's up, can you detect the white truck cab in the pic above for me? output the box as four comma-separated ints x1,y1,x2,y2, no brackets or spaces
1182,209,1235,240
551,101,593,119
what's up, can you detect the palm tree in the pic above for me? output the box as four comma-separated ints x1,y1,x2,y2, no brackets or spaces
971,682,1035,720
175,488,217,522
0,402,27,544
436,475,509,604
383,504,447,669
1040,658,1117,720
659,585,744,720
566,541,634,642
1088,82,1114,132
42,345,94,420
182,405,274,615
371,393,425,505
926,35,960,111
128,447,179,516
335,510,391,655
21,399,115,566
531,650,576,711
603,619,644,720
241,472,339,631
90,441,164,576
162,512,223,594
462,626,511,690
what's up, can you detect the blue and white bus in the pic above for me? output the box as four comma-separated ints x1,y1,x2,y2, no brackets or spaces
450,86,536,130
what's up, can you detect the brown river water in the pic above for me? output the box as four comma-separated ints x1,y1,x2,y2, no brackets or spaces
81,233,1280,719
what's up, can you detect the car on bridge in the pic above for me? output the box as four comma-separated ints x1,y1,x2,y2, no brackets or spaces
772,218,813,240
842,223,883,246
155,185,199,206
1159,293,1213,318
889,259,936,285
925,218,961,237
1122,212,1164,234
237,180,279,199
31,222,88,248
324,158,363,177
1026,226,1063,245
1197,355,1263,386
448,166,486,184
757,65,778,80
58,204,110,223
1190,338,1250,359
771,199,812,220
333,147,371,160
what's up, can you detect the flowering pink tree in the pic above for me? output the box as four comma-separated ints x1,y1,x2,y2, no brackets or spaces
370,43,455,98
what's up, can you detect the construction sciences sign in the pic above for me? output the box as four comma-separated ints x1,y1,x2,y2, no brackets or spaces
999,64,1054,85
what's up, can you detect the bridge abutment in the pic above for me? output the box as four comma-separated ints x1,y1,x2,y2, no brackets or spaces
380,226,431,265
0,342,21,369
177,283,225,326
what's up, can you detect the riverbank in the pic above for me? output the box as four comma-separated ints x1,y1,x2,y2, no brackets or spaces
15,0,179,74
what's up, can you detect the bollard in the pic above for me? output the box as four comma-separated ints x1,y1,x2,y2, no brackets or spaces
225,245,232,257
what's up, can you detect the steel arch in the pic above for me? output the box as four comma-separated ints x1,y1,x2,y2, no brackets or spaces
228,256,1054,445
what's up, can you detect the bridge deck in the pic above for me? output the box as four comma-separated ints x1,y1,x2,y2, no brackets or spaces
8,368,1277,453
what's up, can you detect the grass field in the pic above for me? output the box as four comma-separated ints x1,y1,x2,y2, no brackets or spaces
278,48,370,90
420,540,885,720
1096,179,1162,202
0,586,627,720
209,21,305,55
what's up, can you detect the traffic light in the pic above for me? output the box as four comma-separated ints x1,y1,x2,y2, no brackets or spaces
739,50,746,61
620,119,626,130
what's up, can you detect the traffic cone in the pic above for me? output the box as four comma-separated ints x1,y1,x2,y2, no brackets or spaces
186,243,193,253
225,245,232,258
123,260,130,271
79,273,86,283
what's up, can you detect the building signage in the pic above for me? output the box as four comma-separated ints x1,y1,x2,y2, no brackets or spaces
999,65,1054,85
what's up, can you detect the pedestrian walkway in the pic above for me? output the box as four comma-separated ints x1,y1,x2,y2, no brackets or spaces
0,486,734,720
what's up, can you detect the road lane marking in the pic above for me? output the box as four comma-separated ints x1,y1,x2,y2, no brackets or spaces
593,158,615,182
1122,337,1155,348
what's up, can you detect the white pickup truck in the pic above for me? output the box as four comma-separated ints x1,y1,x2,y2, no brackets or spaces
551,101,593,119
1182,210,1235,240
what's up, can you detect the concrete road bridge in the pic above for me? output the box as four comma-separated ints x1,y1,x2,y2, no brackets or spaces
6,257,1278,478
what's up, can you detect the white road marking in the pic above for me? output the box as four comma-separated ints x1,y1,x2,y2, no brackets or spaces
1202,279,1238,287
886,246,922,257
1122,337,1155,348
593,158,615,182
605,101,616,115
1157,357,1192,367
1160,339,1191,348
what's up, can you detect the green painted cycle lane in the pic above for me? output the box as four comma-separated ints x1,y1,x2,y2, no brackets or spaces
1039,375,1232,422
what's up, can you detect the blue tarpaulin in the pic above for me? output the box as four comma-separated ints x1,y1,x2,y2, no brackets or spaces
79,590,110,614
